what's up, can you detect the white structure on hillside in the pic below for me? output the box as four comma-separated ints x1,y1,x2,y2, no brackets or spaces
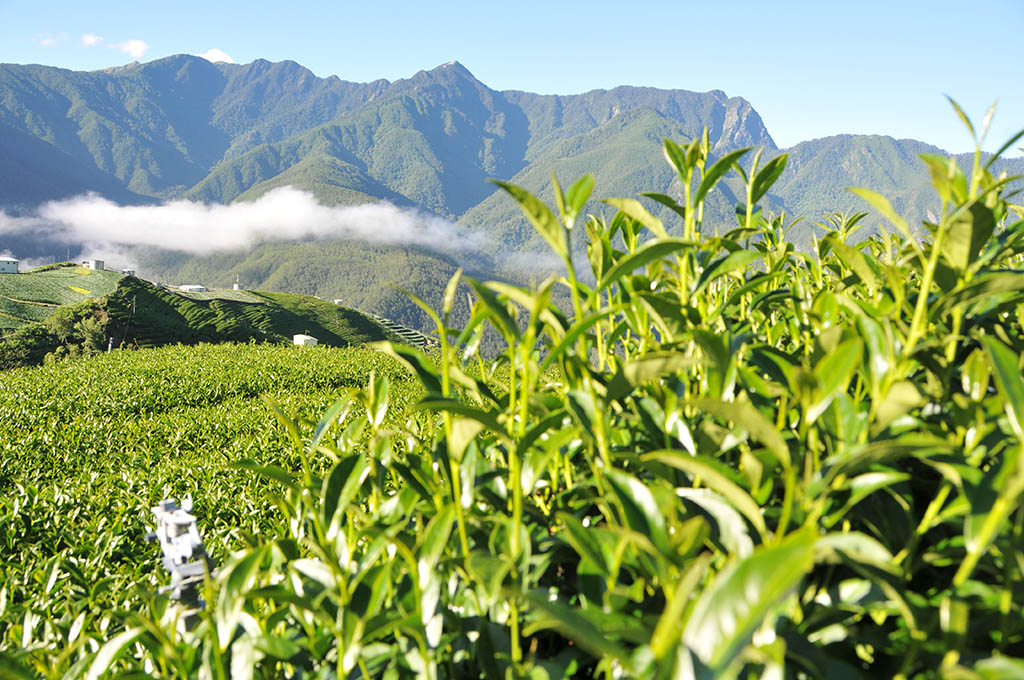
333,299,344,305
179,285,207,293
83,259,104,270
0,257,18,274
122,269,136,277
293,334,318,346
233,275,241,291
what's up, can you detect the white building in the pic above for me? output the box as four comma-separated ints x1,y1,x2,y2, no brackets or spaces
83,259,104,271
179,285,207,293
0,257,18,274
293,334,318,346
121,269,136,277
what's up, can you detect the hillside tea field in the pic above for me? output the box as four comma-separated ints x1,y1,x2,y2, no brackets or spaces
0,268,122,330
0,344,420,674
3,106,1024,679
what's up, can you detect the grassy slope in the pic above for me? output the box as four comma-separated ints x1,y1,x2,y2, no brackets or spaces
0,266,434,370
106,276,423,348
134,240,492,333
0,267,122,329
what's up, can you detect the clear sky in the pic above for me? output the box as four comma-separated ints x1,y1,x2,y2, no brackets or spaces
1,0,1021,155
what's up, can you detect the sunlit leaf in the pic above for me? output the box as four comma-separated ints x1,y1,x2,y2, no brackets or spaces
491,179,568,258
682,532,815,671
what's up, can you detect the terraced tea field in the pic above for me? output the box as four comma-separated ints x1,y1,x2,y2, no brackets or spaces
0,267,122,330
170,287,262,303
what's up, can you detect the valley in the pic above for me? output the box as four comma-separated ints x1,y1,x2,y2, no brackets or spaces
3,56,1021,335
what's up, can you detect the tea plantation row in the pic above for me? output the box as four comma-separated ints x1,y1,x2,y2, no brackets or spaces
2,110,1024,678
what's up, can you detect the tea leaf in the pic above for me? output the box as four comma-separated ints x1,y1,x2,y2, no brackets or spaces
645,450,768,539
491,179,567,259
682,532,815,671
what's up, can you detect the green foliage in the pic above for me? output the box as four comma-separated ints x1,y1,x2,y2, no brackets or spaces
4,104,1024,678
0,343,419,677
133,239,492,334
1,274,425,370
5,55,1023,328
103,277,414,349
0,266,121,309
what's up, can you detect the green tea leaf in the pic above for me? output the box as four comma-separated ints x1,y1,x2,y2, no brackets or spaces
663,138,690,179
85,628,145,680
418,504,456,569
565,174,596,225
442,268,463,318
751,154,788,204
231,460,298,490
942,202,996,273
824,235,878,290
645,450,768,539
602,198,668,239
524,593,633,668
692,396,791,468
641,191,687,220
983,336,1024,438
696,148,750,205
946,95,977,142
371,342,443,394
598,238,691,291
448,415,484,463
932,270,1024,318
677,488,753,557
974,655,1024,679
682,532,815,671
604,469,670,557
491,179,567,258
847,187,917,251
322,454,369,532
694,250,760,295
605,352,701,402
807,338,863,424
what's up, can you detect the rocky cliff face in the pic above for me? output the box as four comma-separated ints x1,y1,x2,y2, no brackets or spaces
716,96,775,150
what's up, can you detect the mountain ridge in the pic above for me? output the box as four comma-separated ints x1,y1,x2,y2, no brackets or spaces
0,54,775,215
2,55,1022,332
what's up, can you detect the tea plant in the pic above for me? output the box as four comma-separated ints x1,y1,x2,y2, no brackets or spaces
4,102,1024,679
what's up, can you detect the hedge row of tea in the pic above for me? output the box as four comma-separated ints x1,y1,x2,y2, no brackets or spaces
0,275,414,369
4,109,1024,678
0,344,421,676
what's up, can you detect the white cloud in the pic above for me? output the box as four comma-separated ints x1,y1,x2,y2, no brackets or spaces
197,48,236,64
111,39,149,59
36,33,67,47
0,187,481,256
81,33,104,47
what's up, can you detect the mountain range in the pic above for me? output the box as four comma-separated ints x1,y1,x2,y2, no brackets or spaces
1,55,1021,328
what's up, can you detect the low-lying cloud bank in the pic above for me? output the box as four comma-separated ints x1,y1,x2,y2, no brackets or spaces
0,187,481,257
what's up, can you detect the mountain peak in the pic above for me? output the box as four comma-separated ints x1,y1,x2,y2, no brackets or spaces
425,60,477,80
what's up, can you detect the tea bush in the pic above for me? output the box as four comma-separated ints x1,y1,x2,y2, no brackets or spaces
3,104,1024,679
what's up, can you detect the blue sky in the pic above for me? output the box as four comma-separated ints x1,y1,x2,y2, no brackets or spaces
1,0,1021,155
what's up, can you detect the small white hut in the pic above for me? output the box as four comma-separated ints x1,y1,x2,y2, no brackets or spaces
0,257,18,274
179,285,207,293
293,334,318,346
83,259,104,271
